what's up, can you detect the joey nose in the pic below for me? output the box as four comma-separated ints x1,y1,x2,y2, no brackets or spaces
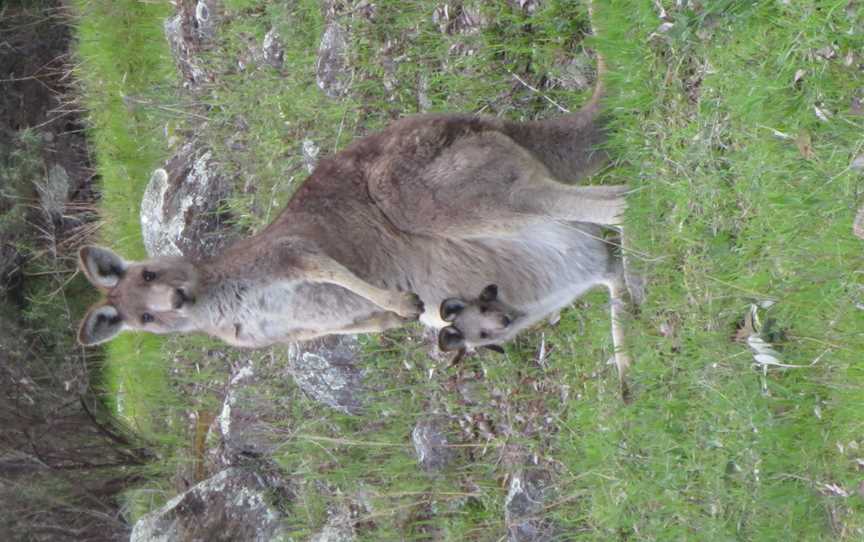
501,314,512,327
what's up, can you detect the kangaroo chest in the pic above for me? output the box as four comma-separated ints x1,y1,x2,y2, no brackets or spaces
202,280,380,347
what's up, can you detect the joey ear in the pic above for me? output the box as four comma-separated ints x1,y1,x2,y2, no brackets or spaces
440,298,466,322
79,246,128,290
438,326,466,352
479,284,498,302
482,344,505,354
447,348,466,368
78,304,126,346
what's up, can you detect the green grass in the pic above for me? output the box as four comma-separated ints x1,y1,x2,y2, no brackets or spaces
568,1,864,538
72,0,180,434
73,0,863,538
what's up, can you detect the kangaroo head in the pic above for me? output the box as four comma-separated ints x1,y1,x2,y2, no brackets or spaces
77,246,201,346
437,284,522,353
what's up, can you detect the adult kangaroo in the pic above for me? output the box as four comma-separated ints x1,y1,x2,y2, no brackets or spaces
77,7,625,352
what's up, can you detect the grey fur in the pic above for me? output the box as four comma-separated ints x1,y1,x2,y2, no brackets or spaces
77,12,624,352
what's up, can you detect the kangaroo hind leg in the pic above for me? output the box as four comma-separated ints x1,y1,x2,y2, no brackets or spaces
516,182,629,226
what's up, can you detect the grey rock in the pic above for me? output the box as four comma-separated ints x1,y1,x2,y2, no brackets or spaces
310,506,356,542
302,139,321,173
141,168,180,257
238,28,284,72
194,0,220,42
433,2,488,35
215,364,280,459
129,467,291,542
309,492,375,542
505,468,557,542
287,335,365,415
316,22,352,98
140,142,235,260
213,354,312,461
412,417,456,472
380,50,398,96
262,28,285,69
417,75,433,113
163,2,217,89
213,338,366,462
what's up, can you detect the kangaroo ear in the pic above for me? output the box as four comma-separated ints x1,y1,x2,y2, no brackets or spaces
438,326,466,352
482,344,505,354
78,304,126,346
479,284,498,302
79,246,128,290
440,298,466,322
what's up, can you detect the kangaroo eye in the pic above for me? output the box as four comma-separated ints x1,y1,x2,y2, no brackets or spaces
479,331,489,339
141,313,154,324
142,270,156,282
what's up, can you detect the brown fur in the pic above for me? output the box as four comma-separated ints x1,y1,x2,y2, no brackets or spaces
78,8,624,351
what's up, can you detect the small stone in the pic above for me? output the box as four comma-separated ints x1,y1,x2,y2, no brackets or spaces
412,418,456,472
505,468,557,541
302,139,320,173
286,335,365,414
317,22,351,98
262,29,284,68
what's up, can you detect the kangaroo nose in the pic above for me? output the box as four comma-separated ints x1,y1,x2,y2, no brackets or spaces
173,288,192,309
501,314,512,327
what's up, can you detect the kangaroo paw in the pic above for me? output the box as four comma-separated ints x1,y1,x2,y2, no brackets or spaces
391,291,424,320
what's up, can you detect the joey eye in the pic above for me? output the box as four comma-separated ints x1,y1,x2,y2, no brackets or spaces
479,331,489,339
141,313,154,324
142,270,156,282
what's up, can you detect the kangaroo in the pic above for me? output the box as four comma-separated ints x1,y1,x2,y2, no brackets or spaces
437,262,633,399
77,3,622,352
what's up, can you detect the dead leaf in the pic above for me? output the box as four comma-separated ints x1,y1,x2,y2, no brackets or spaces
796,130,815,159
814,105,831,122
793,69,806,88
733,308,755,343
851,97,864,116
653,0,669,20
851,153,864,171
815,45,838,60
821,483,850,498
853,205,864,240
754,352,782,365
764,126,793,140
